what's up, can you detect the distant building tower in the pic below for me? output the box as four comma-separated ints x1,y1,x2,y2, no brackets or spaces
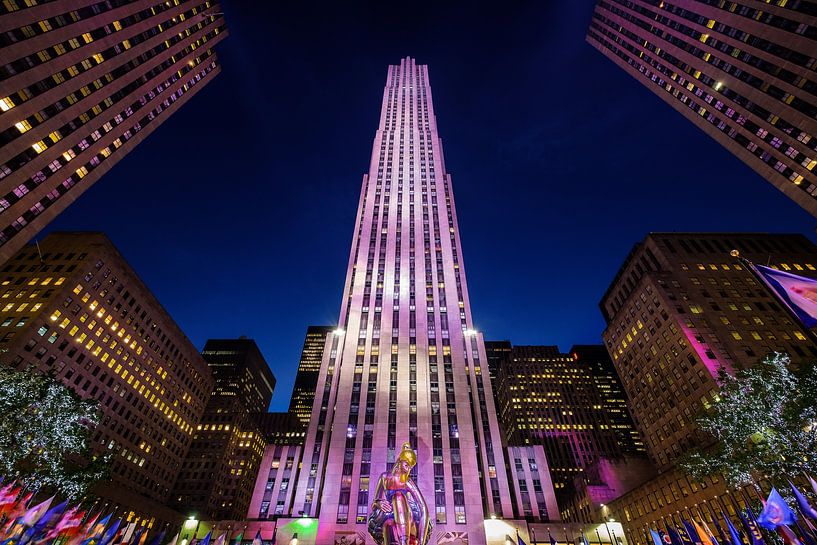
171,338,276,520
288,326,333,426
0,1,227,262
586,1,817,216
488,343,644,506
0,232,213,529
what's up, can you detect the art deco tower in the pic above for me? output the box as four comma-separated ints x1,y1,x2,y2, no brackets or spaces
291,57,514,544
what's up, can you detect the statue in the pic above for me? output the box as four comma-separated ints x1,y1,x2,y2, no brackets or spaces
367,442,432,545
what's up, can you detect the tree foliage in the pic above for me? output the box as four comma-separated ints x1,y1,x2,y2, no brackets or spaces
0,365,110,498
679,352,817,490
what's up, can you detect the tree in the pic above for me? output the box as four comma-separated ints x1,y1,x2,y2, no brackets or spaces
679,352,817,490
0,365,110,498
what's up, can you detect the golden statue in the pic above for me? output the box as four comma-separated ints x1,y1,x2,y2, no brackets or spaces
367,442,432,545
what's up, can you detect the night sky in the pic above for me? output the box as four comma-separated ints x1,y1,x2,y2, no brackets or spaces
41,1,817,410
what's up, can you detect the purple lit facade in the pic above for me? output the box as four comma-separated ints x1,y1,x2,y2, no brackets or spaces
290,57,515,544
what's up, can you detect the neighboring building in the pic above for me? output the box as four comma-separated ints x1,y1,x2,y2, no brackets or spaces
288,57,519,544
171,338,275,521
489,344,644,502
288,325,332,427
570,345,646,460
256,410,306,446
248,443,303,520
586,0,817,217
0,1,227,262
599,232,817,544
0,232,213,529
601,233,817,469
506,445,560,522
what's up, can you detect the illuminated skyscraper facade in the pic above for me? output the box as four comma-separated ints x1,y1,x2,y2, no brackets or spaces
586,0,817,217
0,0,227,263
171,338,275,521
290,57,515,544
288,325,332,426
0,232,213,528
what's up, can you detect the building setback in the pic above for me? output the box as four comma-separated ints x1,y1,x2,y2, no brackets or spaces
0,0,227,262
288,325,333,427
586,0,817,217
289,57,519,544
0,232,213,529
171,338,276,521
599,232,817,545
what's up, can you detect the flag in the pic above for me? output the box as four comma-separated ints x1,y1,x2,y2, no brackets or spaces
128,527,146,545
165,533,179,545
214,533,226,545
98,518,122,545
20,497,54,527
754,265,817,328
791,483,817,521
777,525,803,545
682,518,703,545
0,485,20,515
652,530,665,545
693,520,716,545
740,509,767,545
666,525,686,545
232,531,243,545
200,532,213,545
550,533,558,545
723,513,745,545
250,530,261,545
758,489,798,530
144,531,165,545
808,476,817,499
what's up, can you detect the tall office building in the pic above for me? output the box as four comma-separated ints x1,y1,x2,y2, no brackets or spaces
489,344,644,502
0,1,227,262
599,233,817,544
171,338,275,521
586,1,817,217
288,325,333,426
290,57,516,544
0,232,213,528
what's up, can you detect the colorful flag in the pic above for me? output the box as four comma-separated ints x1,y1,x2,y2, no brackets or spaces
665,525,685,545
550,533,558,545
232,531,243,545
517,529,529,545
165,533,179,545
652,530,665,545
250,530,262,545
758,489,798,530
20,497,54,527
214,533,226,545
682,518,703,545
754,265,817,328
693,519,716,545
791,483,817,521
722,513,745,545
128,527,146,545
738,510,766,545
199,532,212,545
98,518,122,545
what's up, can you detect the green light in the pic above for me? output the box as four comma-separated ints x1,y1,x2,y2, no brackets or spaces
297,517,317,529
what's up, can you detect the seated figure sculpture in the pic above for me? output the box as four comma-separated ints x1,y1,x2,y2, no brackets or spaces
367,442,432,545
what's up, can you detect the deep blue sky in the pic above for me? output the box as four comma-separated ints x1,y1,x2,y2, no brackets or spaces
42,1,817,410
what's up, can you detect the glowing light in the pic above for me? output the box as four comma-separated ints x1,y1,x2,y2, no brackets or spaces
333,328,345,336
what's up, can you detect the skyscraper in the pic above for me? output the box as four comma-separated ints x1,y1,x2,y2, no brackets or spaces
0,1,227,263
171,338,275,521
290,57,515,544
586,1,817,217
288,325,333,426
0,232,213,529
599,233,817,544
488,343,644,503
